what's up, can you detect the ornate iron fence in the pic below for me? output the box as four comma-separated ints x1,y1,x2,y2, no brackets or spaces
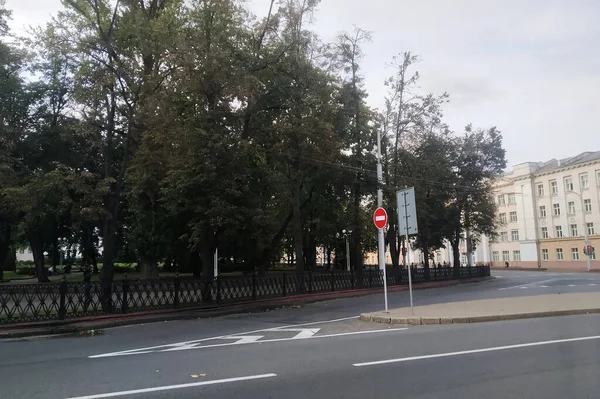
0,265,489,325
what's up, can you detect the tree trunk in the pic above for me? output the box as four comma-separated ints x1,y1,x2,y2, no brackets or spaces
101,216,117,312
387,226,400,268
327,247,332,269
140,259,159,279
451,238,461,277
0,220,11,281
423,241,430,280
291,178,304,274
51,228,59,275
29,231,49,283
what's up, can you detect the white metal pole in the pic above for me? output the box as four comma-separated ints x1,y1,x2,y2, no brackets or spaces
376,128,388,312
345,238,351,271
403,192,414,315
214,247,219,277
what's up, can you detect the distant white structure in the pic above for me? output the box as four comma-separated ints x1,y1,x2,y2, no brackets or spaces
16,248,34,262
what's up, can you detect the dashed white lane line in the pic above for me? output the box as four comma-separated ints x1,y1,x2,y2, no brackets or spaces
353,335,600,367
590,284,597,286
65,373,278,399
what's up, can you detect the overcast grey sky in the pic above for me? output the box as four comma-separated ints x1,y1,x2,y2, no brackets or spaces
6,0,600,167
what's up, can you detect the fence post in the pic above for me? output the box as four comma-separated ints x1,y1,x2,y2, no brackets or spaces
308,271,312,294
173,274,179,309
282,273,287,297
252,271,257,300
216,276,221,304
122,277,129,313
58,278,67,320
330,270,335,292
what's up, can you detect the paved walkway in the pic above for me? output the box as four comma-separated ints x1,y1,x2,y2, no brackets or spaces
361,292,600,325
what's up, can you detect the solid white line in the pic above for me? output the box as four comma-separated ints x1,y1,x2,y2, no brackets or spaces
568,285,575,287
90,316,359,358
65,374,277,399
589,284,597,286
353,335,600,367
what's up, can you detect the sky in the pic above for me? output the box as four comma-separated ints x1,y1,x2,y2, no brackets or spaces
5,0,600,168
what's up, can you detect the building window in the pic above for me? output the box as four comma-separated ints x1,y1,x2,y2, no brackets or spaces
568,201,576,215
572,248,579,260
570,224,578,237
541,227,549,238
539,206,546,218
553,203,561,216
513,250,521,261
500,231,508,242
565,177,574,191
537,184,544,196
492,251,500,262
580,174,589,189
556,248,564,260
509,211,518,222
19,249,25,254
550,180,558,194
511,230,519,241
498,195,506,205
584,199,592,212
499,213,507,224
555,225,563,238
588,223,595,236
542,248,549,260
507,193,516,204
502,251,510,261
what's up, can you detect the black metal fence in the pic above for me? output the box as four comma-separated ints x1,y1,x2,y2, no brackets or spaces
0,265,489,325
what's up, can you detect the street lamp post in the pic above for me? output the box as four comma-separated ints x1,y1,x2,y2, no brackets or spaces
342,229,351,271
376,129,386,271
569,191,592,272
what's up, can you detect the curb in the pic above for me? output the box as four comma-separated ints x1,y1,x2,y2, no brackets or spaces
360,307,600,326
1,276,490,339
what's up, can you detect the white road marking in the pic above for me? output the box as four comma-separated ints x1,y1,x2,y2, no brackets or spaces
90,316,359,359
274,328,320,339
498,278,558,291
65,373,277,399
540,285,549,288
589,284,597,286
90,328,406,358
353,335,600,367
568,285,576,287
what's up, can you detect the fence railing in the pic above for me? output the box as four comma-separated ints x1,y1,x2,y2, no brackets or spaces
0,265,490,325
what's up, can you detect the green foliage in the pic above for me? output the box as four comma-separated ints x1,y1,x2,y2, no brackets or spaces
0,0,506,281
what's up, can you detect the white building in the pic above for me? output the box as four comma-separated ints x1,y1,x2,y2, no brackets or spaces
486,151,600,270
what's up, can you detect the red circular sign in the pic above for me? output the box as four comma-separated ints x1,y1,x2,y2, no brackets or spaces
373,207,387,229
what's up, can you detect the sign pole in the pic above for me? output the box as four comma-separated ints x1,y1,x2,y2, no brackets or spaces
397,189,417,315
373,207,389,312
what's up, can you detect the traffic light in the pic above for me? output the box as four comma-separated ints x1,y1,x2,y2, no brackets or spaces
584,245,595,256
402,247,407,256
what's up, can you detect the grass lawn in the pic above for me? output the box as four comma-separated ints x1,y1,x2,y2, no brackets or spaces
1,271,33,281
65,272,193,283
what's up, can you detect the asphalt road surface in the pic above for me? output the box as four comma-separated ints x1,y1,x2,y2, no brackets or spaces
3,269,600,399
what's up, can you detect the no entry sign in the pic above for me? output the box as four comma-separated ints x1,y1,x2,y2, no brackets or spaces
373,207,387,229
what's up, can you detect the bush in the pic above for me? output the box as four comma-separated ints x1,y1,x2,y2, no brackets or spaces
16,266,35,275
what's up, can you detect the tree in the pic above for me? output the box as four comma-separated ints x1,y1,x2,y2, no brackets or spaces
381,52,448,268
444,125,507,274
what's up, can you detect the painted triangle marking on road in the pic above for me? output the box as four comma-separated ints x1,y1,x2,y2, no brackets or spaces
273,328,320,339
162,335,265,351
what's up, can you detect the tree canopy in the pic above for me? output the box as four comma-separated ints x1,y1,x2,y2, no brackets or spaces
0,0,506,284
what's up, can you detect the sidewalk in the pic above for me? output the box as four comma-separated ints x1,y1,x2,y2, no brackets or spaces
0,276,491,339
361,292,600,325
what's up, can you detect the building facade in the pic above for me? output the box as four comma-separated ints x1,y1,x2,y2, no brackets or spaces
488,151,600,270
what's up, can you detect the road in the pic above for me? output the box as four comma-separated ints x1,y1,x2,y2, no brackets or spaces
2,269,600,399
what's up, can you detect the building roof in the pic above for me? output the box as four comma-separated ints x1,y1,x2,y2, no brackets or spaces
504,151,600,178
